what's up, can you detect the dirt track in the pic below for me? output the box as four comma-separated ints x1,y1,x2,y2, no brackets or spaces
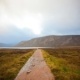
15,49,55,80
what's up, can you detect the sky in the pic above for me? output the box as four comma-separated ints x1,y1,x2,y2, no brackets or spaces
0,0,80,44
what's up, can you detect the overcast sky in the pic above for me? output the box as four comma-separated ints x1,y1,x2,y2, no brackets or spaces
0,0,80,44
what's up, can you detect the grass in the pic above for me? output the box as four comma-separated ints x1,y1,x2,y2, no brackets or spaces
0,49,34,80
42,48,80,80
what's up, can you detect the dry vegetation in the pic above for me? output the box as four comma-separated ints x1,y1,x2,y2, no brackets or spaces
0,49,34,80
42,48,80,80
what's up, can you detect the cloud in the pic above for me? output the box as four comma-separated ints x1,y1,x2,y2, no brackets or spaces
0,26,39,43
0,0,44,35
0,0,80,43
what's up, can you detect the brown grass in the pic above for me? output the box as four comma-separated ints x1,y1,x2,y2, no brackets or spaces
0,49,34,80
42,48,80,80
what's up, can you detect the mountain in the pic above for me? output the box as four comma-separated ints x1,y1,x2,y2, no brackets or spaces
0,43,13,47
15,35,80,47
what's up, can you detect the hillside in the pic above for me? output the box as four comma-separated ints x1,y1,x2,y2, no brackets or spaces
15,35,80,47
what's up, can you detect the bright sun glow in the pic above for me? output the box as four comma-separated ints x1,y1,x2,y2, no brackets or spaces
14,13,43,35
0,12,43,35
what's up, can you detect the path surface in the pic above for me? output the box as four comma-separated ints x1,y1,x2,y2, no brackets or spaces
15,49,55,80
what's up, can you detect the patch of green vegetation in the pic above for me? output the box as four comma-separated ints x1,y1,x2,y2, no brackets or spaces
0,49,34,80
42,49,80,80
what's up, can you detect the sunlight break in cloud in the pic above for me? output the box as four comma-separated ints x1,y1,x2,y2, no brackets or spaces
0,0,44,35
0,11,43,35
11,13,43,35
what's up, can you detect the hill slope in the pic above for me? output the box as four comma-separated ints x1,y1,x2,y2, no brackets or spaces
16,35,80,47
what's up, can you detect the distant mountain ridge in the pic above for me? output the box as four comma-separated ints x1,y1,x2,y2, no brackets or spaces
15,35,80,47
0,43,12,47
16,35,80,47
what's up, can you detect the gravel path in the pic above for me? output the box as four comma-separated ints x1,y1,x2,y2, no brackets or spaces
15,49,55,80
